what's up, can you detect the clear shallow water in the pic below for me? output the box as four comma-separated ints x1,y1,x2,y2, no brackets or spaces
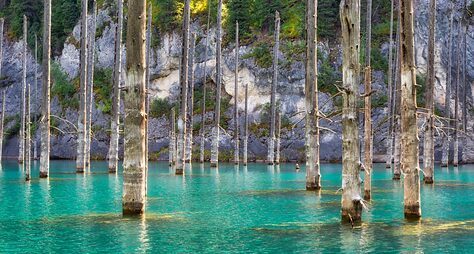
0,160,473,253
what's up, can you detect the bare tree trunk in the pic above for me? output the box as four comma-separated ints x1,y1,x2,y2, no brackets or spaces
385,0,395,168
275,111,281,164
305,0,321,191
122,0,147,215
233,21,239,165
363,0,373,201
243,83,249,166
210,0,223,168
108,0,123,173
441,1,454,167
267,11,280,165
169,107,176,166
423,0,436,184
33,34,38,160
400,0,421,219
176,0,191,173
200,0,211,164
25,81,31,180
393,14,402,180
0,18,4,163
76,0,88,173
19,15,27,164
144,3,152,194
85,0,97,169
340,0,362,223
185,33,196,163
461,0,467,164
40,0,51,178
453,21,461,167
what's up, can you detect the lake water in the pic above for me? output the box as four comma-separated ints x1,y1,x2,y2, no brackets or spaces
0,160,473,253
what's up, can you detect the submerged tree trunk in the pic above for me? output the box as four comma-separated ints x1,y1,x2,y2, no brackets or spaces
19,15,27,164
85,0,97,169
33,35,38,160
441,1,454,167
305,0,321,190
108,0,123,173
76,0,88,173
169,108,176,166
275,111,281,164
340,0,362,223
423,0,436,184
210,0,223,168
243,83,249,166
234,21,239,165
40,0,51,178
144,4,152,194
393,14,402,180
25,80,31,180
122,0,147,215
176,0,191,173
400,0,421,219
185,33,196,163
0,18,4,163
385,0,395,168
461,1,467,164
453,22,461,167
267,11,280,165
200,0,211,164
363,0,373,201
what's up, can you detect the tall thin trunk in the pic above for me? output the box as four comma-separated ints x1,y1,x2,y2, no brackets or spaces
122,0,147,215
33,34,38,160
0,18,4,163
234,21,239,165
169,107,176,166
210,0,223,168
19,15,27,164
40,0,51,178
385,0,395,168
243,83,249,166
267,11,280,165
393,12,402,180
185,33,196,163
108,0,123,173
363,0,373,201
144,3,152,195
275,111,281,164
423,0,436,184
400,0,421,219
76,0,88,173
25,81,31,181
461,0,467,164
305,0,321,190
200,0,211,164
85,0,97,169
176,0,191,173
441,1,454,167
453,21,461,167
340,0,362,223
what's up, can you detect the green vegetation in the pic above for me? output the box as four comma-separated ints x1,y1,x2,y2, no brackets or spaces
51,62,79,109
93,68,113,114
242,41,272,68
416,74,426,108
4,115,20,139
150,98,175,118
319,54,340,95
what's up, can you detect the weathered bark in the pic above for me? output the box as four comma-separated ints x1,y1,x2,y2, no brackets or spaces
185,33,196,163
200,0,211,164
233,21,239,165
267,11,280,165
340,0,362,223
176,0,191,173
122,0,147,215
275,111,281,164
453,21,461,167
441,1,454,167
243,83,249,166
19,15,27,164
210,0,223,168
85,0,97,169
393,14,402,180
305,0,321,191
76,0,88,173
108,0,123,173
0,18,4,163
461,0,467,164
400,0,421,219
363,0,373,200
144,3,152,195
40,0,51,178
169,108,176,166
25,81,31,181
385,0,395,168
33,34,38,160
423,0,436,184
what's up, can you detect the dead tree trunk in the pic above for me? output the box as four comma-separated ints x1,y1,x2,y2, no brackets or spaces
461,0,467,164
0,18,4,163
400,0,421,219
169,107,176,166
385,0,395,168
393,13,402,180
210,0,223,168
108,0,123,173
423,0,436,184
305,0,321,190
340,0,362,223
25,81,31,181
234,21,240,165
200,0,211,164
144,3,152,195
453,21,461,167
275,111,281,164
76,0,88,173
85,0,97,169
19,15,27,164
176,0,191,173
185,33,196,163
267,11,280,165
122,0,147,215
441,1,454,167
33,34,38,160
40,0,51,178
243,83,249,166
363,0,373,200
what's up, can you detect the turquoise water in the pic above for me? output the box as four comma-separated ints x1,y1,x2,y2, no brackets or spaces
0,160,473,253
